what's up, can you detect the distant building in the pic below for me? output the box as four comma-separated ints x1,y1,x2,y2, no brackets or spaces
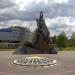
0,26,30,43
23,31,36,44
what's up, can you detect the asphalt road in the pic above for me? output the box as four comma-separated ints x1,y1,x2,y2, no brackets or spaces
0,51,75,75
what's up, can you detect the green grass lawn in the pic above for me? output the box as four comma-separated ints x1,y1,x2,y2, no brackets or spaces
60,47,75,51
0,49,16,51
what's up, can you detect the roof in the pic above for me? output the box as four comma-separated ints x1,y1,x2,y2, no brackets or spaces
0,28,12,32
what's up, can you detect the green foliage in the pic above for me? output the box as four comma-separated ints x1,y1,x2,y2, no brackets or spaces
69,32,75,47
53,31,68,48
53,35,57,44
57,31,68,48
53,31,75,49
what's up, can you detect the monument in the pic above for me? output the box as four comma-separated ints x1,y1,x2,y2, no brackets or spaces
14,11,58,54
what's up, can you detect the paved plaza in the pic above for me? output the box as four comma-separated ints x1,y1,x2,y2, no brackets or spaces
0,51,75,75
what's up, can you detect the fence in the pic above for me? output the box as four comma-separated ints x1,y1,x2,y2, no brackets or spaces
0,43,22,49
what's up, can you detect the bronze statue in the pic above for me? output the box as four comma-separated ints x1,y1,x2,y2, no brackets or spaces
14,11,58,54
33,11,50,50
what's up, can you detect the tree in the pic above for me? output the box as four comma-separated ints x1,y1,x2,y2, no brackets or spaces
57,31,68,48
70,32,75,46
53,35,57,44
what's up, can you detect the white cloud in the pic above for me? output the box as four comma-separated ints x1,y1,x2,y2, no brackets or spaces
14,0,33,10
54,0,68,4
45,16,75,37
0,0,75,37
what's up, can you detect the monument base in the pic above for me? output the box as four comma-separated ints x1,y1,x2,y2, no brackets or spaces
13,46,58,54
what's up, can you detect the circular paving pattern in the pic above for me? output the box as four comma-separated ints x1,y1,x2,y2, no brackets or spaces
13,56,56,67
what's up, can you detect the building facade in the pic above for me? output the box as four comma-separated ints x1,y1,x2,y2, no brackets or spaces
0,26,30,43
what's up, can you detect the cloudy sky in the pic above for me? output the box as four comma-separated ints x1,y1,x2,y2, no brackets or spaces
0,0,75,37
